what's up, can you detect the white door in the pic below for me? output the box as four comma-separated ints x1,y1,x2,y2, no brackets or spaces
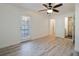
49,19,55,35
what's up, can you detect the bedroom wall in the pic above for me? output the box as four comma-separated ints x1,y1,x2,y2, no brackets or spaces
0,4,49,48
55,12,75,38
0,4,21,48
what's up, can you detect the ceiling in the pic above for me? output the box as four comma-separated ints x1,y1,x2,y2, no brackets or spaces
13,3,75,13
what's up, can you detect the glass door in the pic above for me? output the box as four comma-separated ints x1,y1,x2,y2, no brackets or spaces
21,16,31,42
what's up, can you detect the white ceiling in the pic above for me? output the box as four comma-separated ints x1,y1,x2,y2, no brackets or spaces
13,3,75,13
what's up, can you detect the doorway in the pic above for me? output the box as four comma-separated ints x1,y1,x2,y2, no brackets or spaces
49,19,55,36
64,17,73,39
20,16,31,42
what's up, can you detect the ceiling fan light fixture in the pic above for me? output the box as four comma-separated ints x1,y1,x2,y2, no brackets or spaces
47,9,53,13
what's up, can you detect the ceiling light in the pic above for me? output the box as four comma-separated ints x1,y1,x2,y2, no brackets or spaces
47,9,53,13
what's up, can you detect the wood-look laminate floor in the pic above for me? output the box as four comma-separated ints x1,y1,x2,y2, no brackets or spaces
3,36,73,56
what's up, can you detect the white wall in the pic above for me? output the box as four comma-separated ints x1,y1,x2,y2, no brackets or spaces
75,4,79,52
0,4,21,48
16,6,49,40
55,12,75,38
30,14,49,39
0,4,49,48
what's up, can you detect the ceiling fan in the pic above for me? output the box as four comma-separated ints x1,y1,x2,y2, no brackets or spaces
39,3,63,14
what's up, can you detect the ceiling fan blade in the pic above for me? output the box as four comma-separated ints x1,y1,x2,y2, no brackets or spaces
53,3,63,8
38,9,47,12
53,9,59,12
43,4,48,8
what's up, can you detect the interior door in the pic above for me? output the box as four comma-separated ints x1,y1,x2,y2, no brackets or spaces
65,16,74,39
49,19,55,35
68,17,73,37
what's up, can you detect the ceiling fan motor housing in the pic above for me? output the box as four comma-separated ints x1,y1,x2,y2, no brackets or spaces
48,3,52,9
